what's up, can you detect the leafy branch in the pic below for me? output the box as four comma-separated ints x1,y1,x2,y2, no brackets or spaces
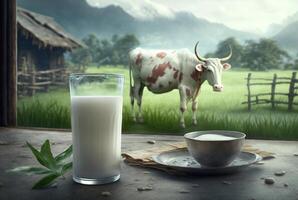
7,140,73,189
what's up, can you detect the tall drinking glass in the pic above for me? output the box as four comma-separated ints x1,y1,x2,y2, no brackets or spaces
69,73,124,185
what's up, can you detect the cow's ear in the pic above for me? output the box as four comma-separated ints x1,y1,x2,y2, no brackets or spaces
195,64,204,72
222,63,231,70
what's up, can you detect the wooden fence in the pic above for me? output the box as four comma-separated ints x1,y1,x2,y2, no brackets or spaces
242,72,298,111
18,68,70,96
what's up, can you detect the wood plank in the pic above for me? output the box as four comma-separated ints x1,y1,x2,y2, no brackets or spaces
17,73,31,77
35,77,51,81
2,128,298,200
0,0,16,126
8,0,16,126
31,81,52,86
243,100,291,105
35,68,66,74
272,101,290,105
275,81,291,85
246,93,271,97
0,0,8,126
246,92,289,97
242,99,271,104
244,77,272,81
27,86,47,90
271,74,277,109
248,83,272,86
276,77,291,80
249,81,291,86
17,82,30,86
288,72,297,110
246,73,252,111
245,77,292,81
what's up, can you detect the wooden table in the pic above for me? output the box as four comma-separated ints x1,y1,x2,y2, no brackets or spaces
0,128,298,200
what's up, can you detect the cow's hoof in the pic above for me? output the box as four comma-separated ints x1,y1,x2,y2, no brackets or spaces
180,123,186,129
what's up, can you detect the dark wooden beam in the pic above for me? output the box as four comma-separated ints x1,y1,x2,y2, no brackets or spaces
0,0,17,126
0,0,8,126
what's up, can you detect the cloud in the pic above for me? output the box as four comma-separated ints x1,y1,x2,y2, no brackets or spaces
86,0,175,20
151,0,298,34
87,0,298,34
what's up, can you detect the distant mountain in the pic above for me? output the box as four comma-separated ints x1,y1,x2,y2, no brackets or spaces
265,23,284,37
17,0,136,37
267,11,298,55
274,21,298,55
283,11,298,26
17,0,258,53
266,10,298,37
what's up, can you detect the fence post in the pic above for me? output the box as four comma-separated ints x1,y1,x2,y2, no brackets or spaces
247,73,252,111
51,71,55,83
288,72,297,111
29,70,36,96
271,73,277,109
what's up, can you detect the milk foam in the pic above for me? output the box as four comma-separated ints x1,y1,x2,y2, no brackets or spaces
194,134,237,141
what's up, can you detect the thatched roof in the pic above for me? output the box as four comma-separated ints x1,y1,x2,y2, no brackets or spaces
17,7,84,50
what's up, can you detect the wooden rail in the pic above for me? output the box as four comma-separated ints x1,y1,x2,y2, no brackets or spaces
17,68,70,96
243,72,297,111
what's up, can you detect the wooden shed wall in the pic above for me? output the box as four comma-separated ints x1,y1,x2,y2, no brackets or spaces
17,27,66,71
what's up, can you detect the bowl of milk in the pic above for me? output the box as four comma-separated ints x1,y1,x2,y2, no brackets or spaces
184,131,246,167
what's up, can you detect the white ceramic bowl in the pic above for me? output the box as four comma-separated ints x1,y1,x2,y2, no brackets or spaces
184,131,246,167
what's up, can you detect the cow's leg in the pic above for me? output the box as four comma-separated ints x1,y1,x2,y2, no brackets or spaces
136,83,145,123
132,80,144,123
179,86,187,128
192,99,198,125
130,85,137,122
130,76,143,123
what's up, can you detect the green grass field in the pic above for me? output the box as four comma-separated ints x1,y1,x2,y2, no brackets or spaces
17,66,298,140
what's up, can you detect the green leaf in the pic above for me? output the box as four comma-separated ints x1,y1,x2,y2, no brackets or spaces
55,145,72,164
16,141,74,189
61,162,72,175
26,142,48,168
40,140,57,170
6,166,52,175
40,140,54,159
32,173,60,189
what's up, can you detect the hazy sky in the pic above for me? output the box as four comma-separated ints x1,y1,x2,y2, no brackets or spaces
87,0,298,34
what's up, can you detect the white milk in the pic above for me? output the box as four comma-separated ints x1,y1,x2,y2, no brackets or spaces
71,96,122,179
194,134,237,141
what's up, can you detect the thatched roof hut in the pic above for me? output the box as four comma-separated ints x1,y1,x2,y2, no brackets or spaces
17,7,84,71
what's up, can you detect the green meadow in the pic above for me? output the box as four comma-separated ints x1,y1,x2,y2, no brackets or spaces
17,66,298,140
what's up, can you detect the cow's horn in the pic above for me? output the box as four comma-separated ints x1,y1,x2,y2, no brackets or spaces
194,41,207,62
220,45,232,62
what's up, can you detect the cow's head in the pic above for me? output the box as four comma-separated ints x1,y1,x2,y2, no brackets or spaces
194,42,232,92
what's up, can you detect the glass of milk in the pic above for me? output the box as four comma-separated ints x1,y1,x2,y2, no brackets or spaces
69,73,124,185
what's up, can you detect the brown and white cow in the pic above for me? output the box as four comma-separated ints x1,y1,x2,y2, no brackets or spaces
129,42,232,128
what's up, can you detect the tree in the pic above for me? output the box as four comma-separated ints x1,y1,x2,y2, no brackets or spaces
70,48,92,72
208,37,244,68
71,33,140,68
82,34,100,62
284,63,294,70
112,34,140,65
293,56,298,70
242,38,290,71
96,39,113,66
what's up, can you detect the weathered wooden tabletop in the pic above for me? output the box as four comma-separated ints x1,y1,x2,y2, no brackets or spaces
0,127,298,200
